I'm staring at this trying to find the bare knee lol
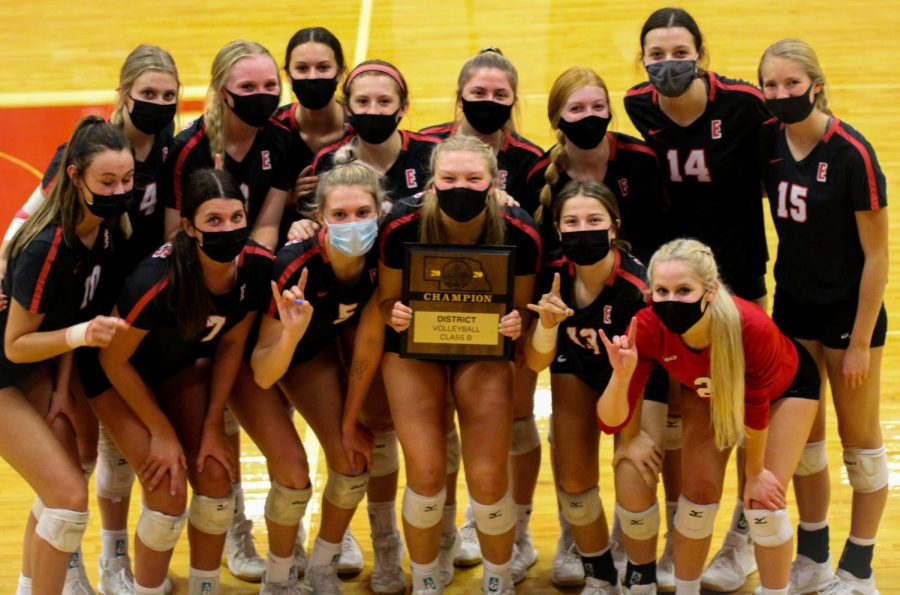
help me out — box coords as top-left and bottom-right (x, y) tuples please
(465, 460), (508, 502)
(192, 459), (232, 497)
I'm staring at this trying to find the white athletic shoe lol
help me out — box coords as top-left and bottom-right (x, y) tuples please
(225, 518), (266, 582)
(260, 574), (303, 595)
(438, 526), (460, 586)
(700, 530), (757, 592)
(98, 556), (133, 595)
(370, 530), (406, 594)
(294, 521), (309, 579)
(551, 535), (585, 587)
(820, 569), (880, 595)
(789, 554), (834, 594)
(581, 576), (621, 594)
(624, 584), (657, 595)
(656, 531), (675, 592)
(510, 531), (538, 583)
(336, 527), (364, 576)
(454, 517), (483, 567)
(301, 564), (342, 595)
(64, 550), (96, 595)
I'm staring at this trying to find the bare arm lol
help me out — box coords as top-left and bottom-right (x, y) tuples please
(252, 187), (289, 252)
(250, 276), (312, 389)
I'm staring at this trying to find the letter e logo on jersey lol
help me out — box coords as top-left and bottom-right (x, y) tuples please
(711, 119), (722, 140)
(405, 168), (417, 188)
(817, 162), (828, 182)
(261, 150), (272, 170)
(618, 178), (629, 197)
(334, 302), (359, 325)
(603, 305), (612, 325)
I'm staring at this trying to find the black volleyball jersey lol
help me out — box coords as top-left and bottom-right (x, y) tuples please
(313, 130), (440, 202)
(524, 132), (669, 262)
(625, 73), (770, 279)
(40, 128), (173, 273)
(117, 240), (274, 373)
(270, 228), (379, 365)
(269, 103), (352, 186)
(542, 249), (649, 391)
(419, 123), (544, 205)
(762, 118), (887, 304)
(159, 116), (292, 223)
(379, 198), (542, 276)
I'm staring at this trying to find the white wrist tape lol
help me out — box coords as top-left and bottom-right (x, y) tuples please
(531, 322), (559, 353)
(65, 322), (91, 349)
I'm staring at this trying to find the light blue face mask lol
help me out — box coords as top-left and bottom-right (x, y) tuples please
(326, 218), (379, 256)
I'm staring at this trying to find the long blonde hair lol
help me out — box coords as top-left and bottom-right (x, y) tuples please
(110, 44), (180, 128)
(758, 39), (831, 116)
(419, 135), (504, 246)
(536, 67), (612, 225)
(205, 40), (278, 160)
(648, 239), (745, 450)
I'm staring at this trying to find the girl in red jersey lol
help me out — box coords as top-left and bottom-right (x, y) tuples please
(597, 238), (820, 595)
(758, 39), (889, 595)
(0, 116), (132, 594)
(524, 181), (667, 595)
(378, 135), (539, 595)
(420, 47), (545, 584)
(97, 168), (274, 595)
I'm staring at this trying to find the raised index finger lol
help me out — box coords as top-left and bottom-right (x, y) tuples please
(550, 272), (562, 296)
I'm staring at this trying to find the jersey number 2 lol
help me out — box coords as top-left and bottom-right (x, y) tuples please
(775, 181), (808, 222)
(666, 149), (711, 182)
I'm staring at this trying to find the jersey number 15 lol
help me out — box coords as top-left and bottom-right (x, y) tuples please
(775, 181), (808, 223)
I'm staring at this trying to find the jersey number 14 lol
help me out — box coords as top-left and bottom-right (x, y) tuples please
(666, 149), (711, 183)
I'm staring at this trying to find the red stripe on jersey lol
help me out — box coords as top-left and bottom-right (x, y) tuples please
(271, 246), (323, 316)
(42, 173), (58, 194)
(710, 74), (766, 102)
(419, 123), (455, 136)
(625, 83), (654, 98)
(611, 135), (656, 159)
(269, 116), (292, 133)
(124, 277), (171, 326)
(822, 117), (840, 142)
(29, 227), (64, 313)
(379, 210), (420, 264)
(545, 256), (566, 268)
(527, 156), (551, 180)
(504, 133), (543, 157)
(401, 130), (442, 150)
(312, 135), (354, 170)
(832, 122), (881, 210)
(502, 212), (543, 272)
(173, 126), (207, 210)
(238, 244), (275, 267)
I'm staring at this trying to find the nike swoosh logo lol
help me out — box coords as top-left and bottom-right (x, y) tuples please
(317, 290), (328, 298)
(648, 128), (664, 136)
(664, 355), (678, 362)
(769, 158), (783, 164)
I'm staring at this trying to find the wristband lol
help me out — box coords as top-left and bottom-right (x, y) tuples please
(530, 321), (559, 353)
(65, 321), (91, 349)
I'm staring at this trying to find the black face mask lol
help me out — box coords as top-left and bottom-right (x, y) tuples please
(196, 226), (250, 263)
(84, 186), (133, 218)
(765, 84), (816, 124)
(461, 99), (512, 135)
(646, 60), (698, 98)
(128, 97), (177, 135)
(652, 296), (708, 335)
(560, 229), (611, 265)
(435, 186), (489, 223)
(291, 77), (338, 110)
(558, 115), (611, 150)
(349, 110), (401, 144)
(225, 90), (280, 127)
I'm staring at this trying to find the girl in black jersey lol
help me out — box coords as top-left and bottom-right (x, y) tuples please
(312, 60), (440, 206)
(759, 39), (889, 595)
(244, 161), (403, 594)
(97, 169), (273, 595)
(419, 48), (544, 583)
(0, 116), (132, 594)
(524, 181), (665, 595)
(162, 40), (291, 252)
(626, 10), (771, 590)
(378, 135), (539, 595)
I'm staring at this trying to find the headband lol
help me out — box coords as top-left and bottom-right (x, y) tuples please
(344, 63), (406, 95)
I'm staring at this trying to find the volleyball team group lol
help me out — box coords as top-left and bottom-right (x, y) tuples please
(0, 5), (888, 595)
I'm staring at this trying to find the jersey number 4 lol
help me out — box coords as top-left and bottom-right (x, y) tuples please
(775, 181), (808, 223)
(666, 149), (711, 182)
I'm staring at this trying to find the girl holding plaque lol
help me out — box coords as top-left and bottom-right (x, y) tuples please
(377, 135), (540, 595)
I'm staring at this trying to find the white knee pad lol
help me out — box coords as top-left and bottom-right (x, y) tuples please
(324, 468), (369, 509)
(32, 496), (45, 520)
(795, 440), (828, 477)
(265, 481), (311, 526)
(745, 508), (793, 547)
(189, 492), (236, 535)
(674, 495), (719, 540)
(557, 486), (602, 527)
(35, 507), (89, 553)
(97, 431), (135, 502)
(665, 416), (683, 450)
(445, 426), (461, 475)
(371, 431), (400, 477)
(137, 506), (187, 552)
(223, 407), (240, 437)
(844, 445), (889, 493)
(402, 486), (446, 529)
(471, 491), (516, 536)
(615, 501), (660, 541)
(510, 415), (541, 456)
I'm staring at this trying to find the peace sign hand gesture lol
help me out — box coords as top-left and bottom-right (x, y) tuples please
(526, 272), (574, 329)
